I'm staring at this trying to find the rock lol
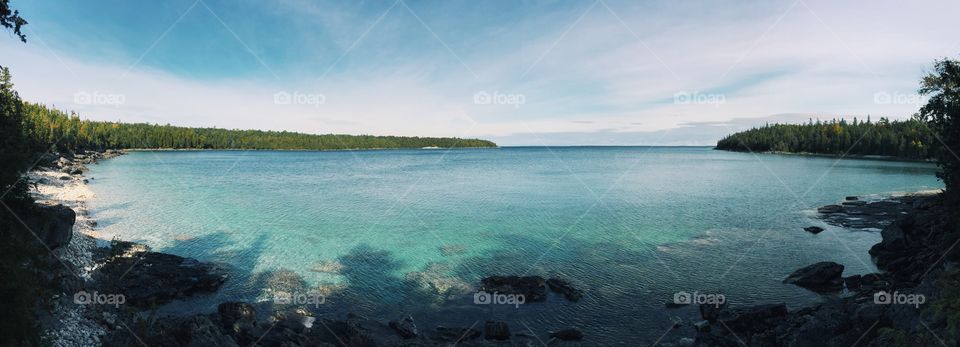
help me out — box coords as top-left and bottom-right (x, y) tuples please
(345, 313), (403, 346)
(438, 244), (466, 256)
(95, 246), (229, 307)
(62, 166), (83, 175)
(818, 205), (843, 214)
(546, 278), (583, 301)
(388, 315), (418, 339)
(484, 320), (511, 340)
(58, 175), (71, 180)
(665, 301), (689, 308)
(549, 328), (583, 341)
(844, 275), (862, 290)
(434, 326), (481, 342)
(693, 320), (710, 333)
(671, 316), (683, 329)
(309, 260), (344, 274)
(700, 301), (727, 322)
(480, 275), (547, 301)
(804, 226), (824, 234)
(218, 302), (256, 328)
(716, 304), (788, 333)
(845, 196), (859, 201)
(842, 200), (867, 206)
(23, 203), (76, 250)
(783, 262), (844, 292)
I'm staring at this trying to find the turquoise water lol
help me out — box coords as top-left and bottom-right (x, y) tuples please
(86, 147), (941, 344)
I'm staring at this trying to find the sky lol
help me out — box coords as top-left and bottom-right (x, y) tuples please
(1, 0), (958, 146)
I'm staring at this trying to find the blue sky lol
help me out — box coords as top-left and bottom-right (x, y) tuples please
(2, 0), (958, 145)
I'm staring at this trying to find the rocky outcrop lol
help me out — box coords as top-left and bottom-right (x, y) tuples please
(23, 203), (76, 250)
(818, 195), (924, 229)
(783, 261), (845, 292)
(94, 241), (228, 308)
(674, 193), (954, 346)
(479, 275), (583, 302)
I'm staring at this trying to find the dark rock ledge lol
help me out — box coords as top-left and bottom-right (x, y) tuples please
(664, 193), (955, 346)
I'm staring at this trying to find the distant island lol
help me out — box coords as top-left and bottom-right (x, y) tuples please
(21, 102), (497, 152)
(715, 117), (933, 160)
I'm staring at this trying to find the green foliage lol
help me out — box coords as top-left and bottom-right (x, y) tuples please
(930, 267), (960, 344)
(715, 117), (934, 160)
(918, 58), (960, 206)
(0, 65), (42, 346)
(0, 0), (27, 43)
(20, 102), (497, 152)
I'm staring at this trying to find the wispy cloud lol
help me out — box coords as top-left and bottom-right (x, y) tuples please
(3, 0), (957, 145)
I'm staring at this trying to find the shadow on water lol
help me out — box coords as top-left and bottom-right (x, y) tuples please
(148, 228), (830, 344)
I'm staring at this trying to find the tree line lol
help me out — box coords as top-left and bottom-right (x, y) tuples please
(20, 102), (496, 152)
(715, 117), (935, 160)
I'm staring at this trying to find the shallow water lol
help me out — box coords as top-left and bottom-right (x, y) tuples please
(86, 147), (941, 344)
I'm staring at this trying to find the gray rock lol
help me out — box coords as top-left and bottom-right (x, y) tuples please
(484, 320), (511, 340)
(783, 262), (844, 292)
(388, 315), (418, 339)
(24, 204), (76, 250)
(549, 328), (583, 341)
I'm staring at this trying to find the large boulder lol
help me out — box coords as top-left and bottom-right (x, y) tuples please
(24, 204), (76, 250)
(783, 262), (844, 292)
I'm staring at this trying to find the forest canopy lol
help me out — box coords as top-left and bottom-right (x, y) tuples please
(715, 117), (934, 160)
(20, 102), (497, 152)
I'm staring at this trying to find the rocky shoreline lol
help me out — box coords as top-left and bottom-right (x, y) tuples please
(29, 150), (588, 346)
(663, 191), (955, 346)
(30, 150), (955, 346)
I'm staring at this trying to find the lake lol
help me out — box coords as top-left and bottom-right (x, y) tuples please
(85, 147), (942, 345)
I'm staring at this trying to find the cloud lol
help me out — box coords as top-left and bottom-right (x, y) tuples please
(2, 0), (957, 145)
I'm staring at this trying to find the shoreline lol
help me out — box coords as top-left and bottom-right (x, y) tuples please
(123, 146), (500, 152)
(715, 148), (937, 163)
(30, 153), (120, 346)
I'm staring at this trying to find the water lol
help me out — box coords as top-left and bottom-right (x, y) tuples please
(85, 147), (941, 345)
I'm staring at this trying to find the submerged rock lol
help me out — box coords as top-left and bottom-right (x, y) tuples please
(549, 327), (584, 341)
(480, 275), (548, 301)
(546, 278), (583, 302)
(783, 262), (844, 292)
(804, 226), (824, 234)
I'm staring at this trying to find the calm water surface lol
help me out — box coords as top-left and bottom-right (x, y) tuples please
(86, 147), (941, 345)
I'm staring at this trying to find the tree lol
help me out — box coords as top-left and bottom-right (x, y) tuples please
(0, 0), (27, 43)
(918, 57), (960, 206)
